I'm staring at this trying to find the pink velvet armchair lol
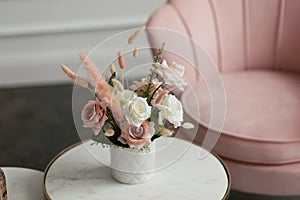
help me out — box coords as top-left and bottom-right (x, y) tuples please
(147, 0), (300, 196)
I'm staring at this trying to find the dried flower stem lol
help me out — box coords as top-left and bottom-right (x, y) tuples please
(61, 65), (88, 88)
(128, 25), (145, 44)
(80, 52), (101, 86)
(153, 42), (165, 64)
(118, 52), (126, 69)
(148, 82), (164, 104)
(133, 47), (139, 57)
(110, 64), (117, 76)
(143, 42), (166, 103)
(85, 83), (121, 137)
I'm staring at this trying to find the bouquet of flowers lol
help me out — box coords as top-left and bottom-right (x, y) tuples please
(61, 27), (193, 150)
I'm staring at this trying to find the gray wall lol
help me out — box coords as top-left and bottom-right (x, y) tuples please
(0, 0), (166, 88)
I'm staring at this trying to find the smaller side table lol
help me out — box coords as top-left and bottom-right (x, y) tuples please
(44, 137), (230, 199)
(1, 167), (43, 200)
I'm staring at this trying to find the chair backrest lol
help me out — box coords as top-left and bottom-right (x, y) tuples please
(147, 0), (300, 76)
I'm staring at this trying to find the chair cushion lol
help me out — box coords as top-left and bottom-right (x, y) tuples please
(223, 157), (300, 195)
(182, 70), (300, 164)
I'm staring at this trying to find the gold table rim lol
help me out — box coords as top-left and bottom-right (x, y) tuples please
(43, 139), (231, 200)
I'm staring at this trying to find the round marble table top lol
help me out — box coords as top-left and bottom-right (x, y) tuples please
(2, 167), (44, 200)
(44, 137), (230, 200)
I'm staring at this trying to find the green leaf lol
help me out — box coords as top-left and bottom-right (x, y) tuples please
(108, 72), (116, 87)
(92, 127), (130, 148)
(151, 134), (161, 142)
(91, 130), (114, 145)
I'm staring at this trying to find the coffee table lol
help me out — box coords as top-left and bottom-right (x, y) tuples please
(43, 137), (230, 199)
(2, 167), (44, 199)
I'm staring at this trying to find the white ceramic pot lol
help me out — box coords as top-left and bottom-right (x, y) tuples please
(110, 143), (156, 184)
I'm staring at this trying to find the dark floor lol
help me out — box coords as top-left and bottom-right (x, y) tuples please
(0, 84), (299, 200)
(0, 84), (80, 170)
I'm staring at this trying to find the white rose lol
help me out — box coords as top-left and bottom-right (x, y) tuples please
(123, 97), (152, 127)
(156, 94), (183, 128)
(152, 60), (187, 91)
(116, 89), (137, 105)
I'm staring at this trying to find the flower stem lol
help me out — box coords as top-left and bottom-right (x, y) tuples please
(147, 82), (164, 104)
(153, 42), (165, 63)
(143, 42), (165, 101)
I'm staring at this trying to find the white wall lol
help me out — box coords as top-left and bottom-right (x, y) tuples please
(0, 0), (166, 88)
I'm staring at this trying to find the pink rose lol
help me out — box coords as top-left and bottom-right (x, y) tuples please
(118, 121), (155, 149)
(81, 100), (107, 135)
(152, 86), (174, 105)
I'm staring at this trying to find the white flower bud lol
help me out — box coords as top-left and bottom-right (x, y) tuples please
(133, 47), (139, 57)
(112, 79), (124, 92)
(105, 129), (115, 137)
(159, 128), (173, 136)
(182, 122), (195, 129)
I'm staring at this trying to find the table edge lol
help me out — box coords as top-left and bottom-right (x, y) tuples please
(1, 167), (43, 173)
(43, 141), (85, 200)
(43, 139), (231, 200)
(195, 141), (232, 200)
(213, 152), (231, 199)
